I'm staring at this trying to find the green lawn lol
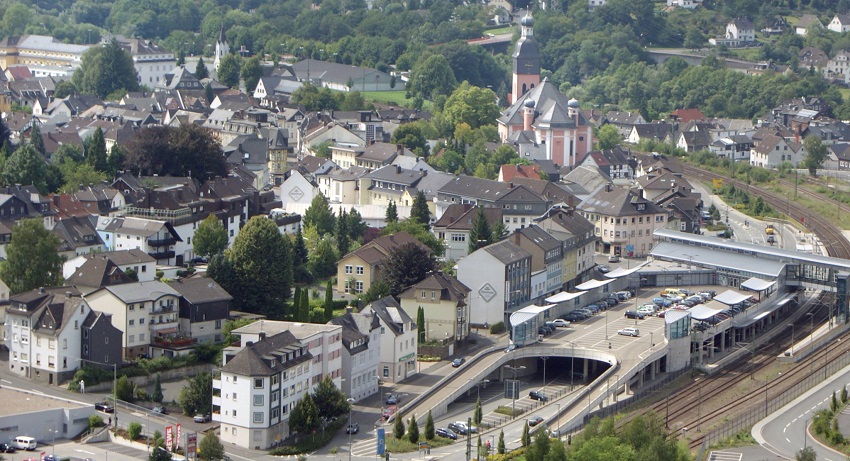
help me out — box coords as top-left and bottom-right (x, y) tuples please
(840, 88), (850, 101)
(362, 90), (433, 110)
(485, 25), (513, 35)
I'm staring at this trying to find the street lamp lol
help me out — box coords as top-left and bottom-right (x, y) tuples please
(788, 323), (795, 356)
(503, 365), (526, 419)
(76, 358), (118, 427)
(555, 403), (561, 440)
(806, 312), (815, 352)
(49, 428), (57, 457)
(565, 341), (576, 391)
(347, 397), (356, 461)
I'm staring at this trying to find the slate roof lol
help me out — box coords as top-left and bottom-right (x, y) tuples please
(483, 240), (532, 265)
(499, 78), (583, 129)
(433, 204), (503, 231)
(366, 296), (413, 337)
(78, 249), (155, 266)
(98, 281), (181, 304)
(222, 330), (309, 376)
(797, 14), (823, 29)
(439, 175), (523, 202)
(365, 165), (427, 187)
(52, 216), (104, 251)
(517, 225), (562, 253)
(328, 311), (379, 354)
(398, 271), (470, 304)
(578, 186), (666, 217)
(167, 277), (233, 304)
(605, 111), (643, 125)
(66, 257), (131, 290)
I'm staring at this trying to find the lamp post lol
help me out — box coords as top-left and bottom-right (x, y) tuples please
(347, 397), (356, 461)
(555, 403), (561, 439)
(806, 312), (815, 352)
(541, 357), (548, 396)
(503, 365), (525, 419)
(789, 323), (795, 356)
(49, 428), (57, 457)
(566, 341), (576, 391)
(76, 358), (118, 427)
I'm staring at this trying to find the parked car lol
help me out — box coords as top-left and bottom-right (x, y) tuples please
(552, 319), (571, 328)
(528, 416), (545, 427)
(94, 402), (114, 413)
(605, 297), (619, 306)
(152, 406), (168, 415)
(452, 358), (466, 368)
(43, 455), (59, 461)
(616, 291), (631, 300)
(637, 306), (656, 317)
(529, 390), (549, 402)
(618, 327), (640, 337)
(193, 414), (211, 423)
(597, 265), (610, 273)
(504, 344), (518, 353)
(562, 312), (583, 322)
(585, 305), (601, 314)
(608, 255), (620, 263)
(436, 428), (458, 440)
(0, 443), (15, 453)
(624, 310), (645, 320)
(448, 422), (469, 435)
(346, 423), (360, 434)
(386, 394), (401, 405)
(576, 308), (594, 317)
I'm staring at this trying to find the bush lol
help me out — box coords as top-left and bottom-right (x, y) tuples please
(489, 322), (505, 334)
(486, 446), (526, 461)
(268, 418), (347, 455)
(88, 414), (105, 429)
(128, 422), (142, 440)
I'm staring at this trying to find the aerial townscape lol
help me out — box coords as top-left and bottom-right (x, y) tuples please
(8, 1), (850, 461)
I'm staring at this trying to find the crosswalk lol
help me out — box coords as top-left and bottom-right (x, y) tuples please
(93, 442), (149, 460)
(707, 451), (743, 461)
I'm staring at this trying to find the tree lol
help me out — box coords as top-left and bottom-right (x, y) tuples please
(382, 242), (436, 296)
(176, 50), (186, 67)
(390, 123), (430, 157)
(0, 219), (63, 294)
(217, 54), (242, 89)
(545, 438), (567, 461)
(425, 411), (435, 440)
(498, 430), (506, 454)
(116, 375), (135, 402)
(29, 125), (45, 156)
(128, 421), (143, 440)
(86, 127), (108, 172)
(152, 373), (164, 403)
(468, 206), (493, 253)
(409, 54), (457, 100)
(204, 82), (215, 104)
(107, 144), (127, 178)
(410, 191), (431, 229)
(521, 422), (530, 447)
(149, 445), (172, 461)
(473, 397), (482, 425)
(178, 371), (213, 416)
(304, 194), (336, 235)
(72, 39), (140, 98)
(386, 201), (399, 224)
(596, 124), (622, 150)
(408, 414), (420, 444)
(59, 163), (107, 194)
(382, 220), (444, 256)
(394, 412), (406, 439)
(795, 447), (816, 461)
(54, 81), (78, 99)
(293, 228), (309, 266)
(195, 57), (209, 80)
(417, 306), (425, 342)
(803, 135), (828, 176)
(194, 215), (229, 258)
(124, 125), (227, 182)
(345, 207), (367, 240)
(2, 145), (48, 193)
(309, 236), (339, 279)
(124, 267), (139, 282)
(298, 288), (311, 322)
(241, 56), (263, 93)
(684, 28), (707, 50)
(337, 208), (351, 255)
(842, 385), (848, 403)
(324, 280), (334, 320)
(198, 431), (225, 461)
(227, 216), (294, 315)
(527, 427), (551, 461)
(312, 376), (351, 419)
(441, 82), (500, 131)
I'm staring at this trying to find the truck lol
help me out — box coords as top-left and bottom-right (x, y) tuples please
(765, 224), (775, 235)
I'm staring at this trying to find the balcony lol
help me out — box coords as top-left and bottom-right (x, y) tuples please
(148, 236), (177, 247)
(148, 250), (175, 260)
(151, 305), (175, 313)
(151, 334), (196, 349)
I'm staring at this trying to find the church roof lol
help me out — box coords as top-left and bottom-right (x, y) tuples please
(499, 79), (585, 129)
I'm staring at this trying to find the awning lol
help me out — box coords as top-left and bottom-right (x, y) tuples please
(604, 261), (650, 278)
(575, 279), (613, 290)
(713, 290), (753, 306)
(545, 291), (586, 303)
(664, 309), (690, 324)
(741, 277), (776, 292)
(689, 304), (724, 320)
(510, 311), (538, 327)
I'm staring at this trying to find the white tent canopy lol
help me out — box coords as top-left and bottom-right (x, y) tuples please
(604, 261), (650, 278)
(575, 279), (613, 290)
(545, 291), (586, 303)
(741, 277), (776, 292)
(689, 304), (724, 320)
(714, 290), (753, 306)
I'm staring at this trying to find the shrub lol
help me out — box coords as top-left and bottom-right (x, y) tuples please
(128, 422), (142, 440)
(88, 414), (105, 429)
(489, 322), (505, 334)
(268, 418), (347, 455)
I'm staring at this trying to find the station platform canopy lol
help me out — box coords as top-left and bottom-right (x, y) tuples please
(575, 279), (613, 290)
(604, 261), (650, 279)
(741, 277), (776, 292)
(689, 302), (725, 320)
(714, 290), (753, 306)
(545, 291), (586, 304)
(510, 304), (555, 327)
(664, 309), (690, 324)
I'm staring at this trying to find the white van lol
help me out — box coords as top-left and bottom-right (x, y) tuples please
(14, 436), (36, 450)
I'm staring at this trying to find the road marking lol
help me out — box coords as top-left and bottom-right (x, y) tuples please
(1, 379), (10, 384)
(786, 437), (790, 443)
(225, 452), (255, 461)
(75, 449), (95, 455)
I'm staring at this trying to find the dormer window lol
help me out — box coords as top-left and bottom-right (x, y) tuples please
(636, 203), (646, 211)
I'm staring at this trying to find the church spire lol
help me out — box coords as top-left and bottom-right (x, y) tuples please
(511, 12), (540, 103)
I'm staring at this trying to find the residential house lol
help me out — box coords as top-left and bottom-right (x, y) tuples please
(796, 14), (824, 36)
(432, 204), (504, 261)
(830, 143), (850, 170)
(827, 50), (850, 78)
(750, 133), (805, 169)
(828, 13), (850, 33)
(435, 176), (552, 231)
(498, 164), (541, 182)
(510, 226), (563, 302)
(97, 216), (183, 266)
(577, 185), (668, 257)
(278, 169), (320, 207)
(534, 204), (597, 289)
(359, 165), (427, 207)
(576, 147), (633, 179)
(666, 0), (702, 8)
(799, 46), (829, 72)
(636, 174), (703, 234)
(456, 240), (532, 327)
(63, 249), (157, 283)
(336, 231), (428, 294)
(331, 142), (411, 171)
(627, 123), (673, 145)
(362, 296), (417, 383)
(398, 272), (471, 343)
(52, 216), (107, 259)
(167, 278), (232, 345)
(301, 122), (365, 156)
(676, 130), (712, 152)
(64, 256), (133, 295)
(709, 134), (752, 162)
(669, 108), (705, 124)
(114, 36), (177, 87)
(85, 281), (182, 360)
(328, 308), (381, 401)
(316, 166), (369, 205)
(81, 310), (123, 377)
(291, 60), (393, 92)
(603, 111), (646, 139)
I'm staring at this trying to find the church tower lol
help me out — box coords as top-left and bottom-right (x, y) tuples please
(213, 26), (230, 71)
(511, 13), (541, 103)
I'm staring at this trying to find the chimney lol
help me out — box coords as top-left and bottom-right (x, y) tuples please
(396, 165), (401, 174)
(606, 184), (613, 192)
(509, 182), (514, 189)
(345, 306), (354, 314)
(514, 229), (521, 245)
(259, 332), (266, 340)
(38, 287), (44, 294)
(396, 144), (403, 153)
(65, 291), (72, 298)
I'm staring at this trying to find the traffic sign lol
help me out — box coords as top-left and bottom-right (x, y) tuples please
(377, 428), (386, 455)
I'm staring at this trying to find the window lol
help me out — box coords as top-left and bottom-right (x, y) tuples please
(383, 366), (389, 377)
(139, 333), (145, 341)
(63, 339), (67, 349)
(253, 412), (263, 423)
(356, 266), (364, 275)
(215, 320), (222, 329)
(254, 378), (264, 389)
(233, 392), (237, 401)
(345, 265), (352, 274)
(129, 319), (135, 326)
(355, 281), (364, 293)
(254, 395), (264, 406)
(139, 318), (145, 324)
(233, 410), (237, 417)
(129, 334), (135, 342)
(451, 233), (466, 242)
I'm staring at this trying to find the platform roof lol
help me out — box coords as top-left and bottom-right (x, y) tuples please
(689, 303), (724, 320)
(604, 261), (650, 278)
(664, 309), (690, 324)
(575, 278), (613, 290)
(545, 291), (586, 303)
(651, 241), (786, 277)
(714, 290), (753, 305)
(741, 277), (776, 292)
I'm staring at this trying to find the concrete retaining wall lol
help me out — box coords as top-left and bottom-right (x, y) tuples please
(85, 364), (214, 392)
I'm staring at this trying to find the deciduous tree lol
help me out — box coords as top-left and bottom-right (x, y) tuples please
(29, 125), (45, 157)
(441, 82), (500, 131)
(595, 124), (622, 150)
(241, 56), (263, 93)
(178, 371), (212, 416)
(290, 393), (320, 434)
(72, 40), (140, 98)
(3, 145), (48, 193)
(312, 376), (351, 419)
(382, 242), (435, 296)
(409, 54), (457, 100)
(803, 135), (828, 176)
(0, 218), (63, 293)
(217, 54), (242, 89)
(193, 215), (229, 258)
(125, 125), (227, 183)
(309, 236), (339, 279)
(198, 432), (224, 461)
(228, 216), (293, 316)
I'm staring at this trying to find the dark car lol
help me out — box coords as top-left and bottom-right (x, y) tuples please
(562, 313), (582, 322)
(346, 423), (360, 434)
(448, 422), (469, 435)
(528, 416), (545, 427)
(43, 455), (60, 461)
(385, 394), (400, 405)
(597, 265), (610, 273)
(94, 402), (114, 413)
(0, 443), (15, 453)
(624, 310), (646, 320)
(529, 390), (549, 402)
(190, 256), (208, 265)
(152, 406), (168, 415)
(452, 358), (466, 368)
(436, 428), (458, 440)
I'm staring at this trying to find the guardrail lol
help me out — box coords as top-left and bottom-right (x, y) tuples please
(114, 399), (178, 424)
